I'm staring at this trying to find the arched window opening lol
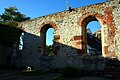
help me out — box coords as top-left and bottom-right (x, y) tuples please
(81, 16), (102, 56)
(46, 28), (54, 56)
(87, 21), (102, 55)
(40, 24), (55, 56)
(19, 32), (24, 50)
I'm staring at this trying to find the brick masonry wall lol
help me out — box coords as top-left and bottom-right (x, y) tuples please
(17, 0), (120, 70)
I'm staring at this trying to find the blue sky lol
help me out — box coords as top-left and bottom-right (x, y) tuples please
(0, 0), (105, 45)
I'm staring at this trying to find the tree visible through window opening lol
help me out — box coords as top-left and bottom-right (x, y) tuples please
(46, 28), (54, 56)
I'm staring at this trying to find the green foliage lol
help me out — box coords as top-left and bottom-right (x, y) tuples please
(62, 65), (81, 77)
(0, 21), (18, 27)
(97, 33), (101, 40)
(93, 32), (101, 41)
(0, 6), (30, 27)
(14, 70), (42, 76)
(45, 45), (54, 56)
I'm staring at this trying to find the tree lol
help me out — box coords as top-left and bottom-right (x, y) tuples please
(0, 6), (30, 27)
(45, 45), (54, 56)
(97, 33), (101, 40)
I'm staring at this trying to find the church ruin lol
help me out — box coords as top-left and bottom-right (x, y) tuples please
(5, 0), (120, 70)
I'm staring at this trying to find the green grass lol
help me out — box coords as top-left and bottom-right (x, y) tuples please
(61, 65), (81, 77)
(53, 66), (82, 80)
(14, 70), (43, 76)
(54, 76), (72, 80)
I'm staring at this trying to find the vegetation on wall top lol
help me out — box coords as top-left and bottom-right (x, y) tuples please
(0, 6), (30, 46)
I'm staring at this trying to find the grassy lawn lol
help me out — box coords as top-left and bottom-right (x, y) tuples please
(13, 70), (43, 76)
(54, 76), (73, 80)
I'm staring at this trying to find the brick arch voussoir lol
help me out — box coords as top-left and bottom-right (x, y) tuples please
(39, 21), (57, 31)
(78, 13), (105, 27)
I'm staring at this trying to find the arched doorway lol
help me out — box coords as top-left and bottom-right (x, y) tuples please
(40, 23), (57, 56)
(87, 21), (102, 55)
(46, 28), (54, 56)
(78, 14), (104, 56)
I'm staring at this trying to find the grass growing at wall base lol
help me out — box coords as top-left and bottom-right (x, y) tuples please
(14, 70), (43, 76)
(61, 65), (81, 77)
(54, 77), (72, 80)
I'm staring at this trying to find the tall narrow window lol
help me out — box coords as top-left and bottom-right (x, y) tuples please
(46, 28), (54, 56)
(40, 24), (55, 56)
(19, 32), (24, 50)
(80, 16), (102, 55)
(87, 21), (102, 55)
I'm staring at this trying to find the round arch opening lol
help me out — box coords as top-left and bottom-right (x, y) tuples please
(40, 24), (55, 56)
(80, 15), (103, 56)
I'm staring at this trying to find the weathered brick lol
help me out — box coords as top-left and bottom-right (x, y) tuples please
(74, 36), (82, 40)
(54, 35), (60, 40)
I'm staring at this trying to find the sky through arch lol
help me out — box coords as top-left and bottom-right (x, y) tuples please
(46, 28), (54, 46)
(87, 21), (101, 34)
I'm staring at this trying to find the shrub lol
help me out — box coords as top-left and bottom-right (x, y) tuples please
(62, 65), (81, 77)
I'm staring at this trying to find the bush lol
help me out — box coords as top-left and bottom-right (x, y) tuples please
(15, 70), (42, 76)
(62, 65), (81, 77)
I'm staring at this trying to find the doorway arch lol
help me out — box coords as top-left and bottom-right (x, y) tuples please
(87, 21), (101, 55)
(40, 22), (57, 56)
(78, 13), (105, 56)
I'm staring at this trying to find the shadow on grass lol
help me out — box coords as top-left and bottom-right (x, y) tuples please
(54, 77), (72, 80)
(13, 70), (43, 76)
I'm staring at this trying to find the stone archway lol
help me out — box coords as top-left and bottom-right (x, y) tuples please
(78, 13), (106, 56)
(39, 22), (57, 31)
(39, 22), (57, 55)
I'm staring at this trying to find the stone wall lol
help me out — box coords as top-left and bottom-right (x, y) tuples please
(16, 0), (120, 70)
(0, 44), (13, 68)
(113, 0), (120, 60)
